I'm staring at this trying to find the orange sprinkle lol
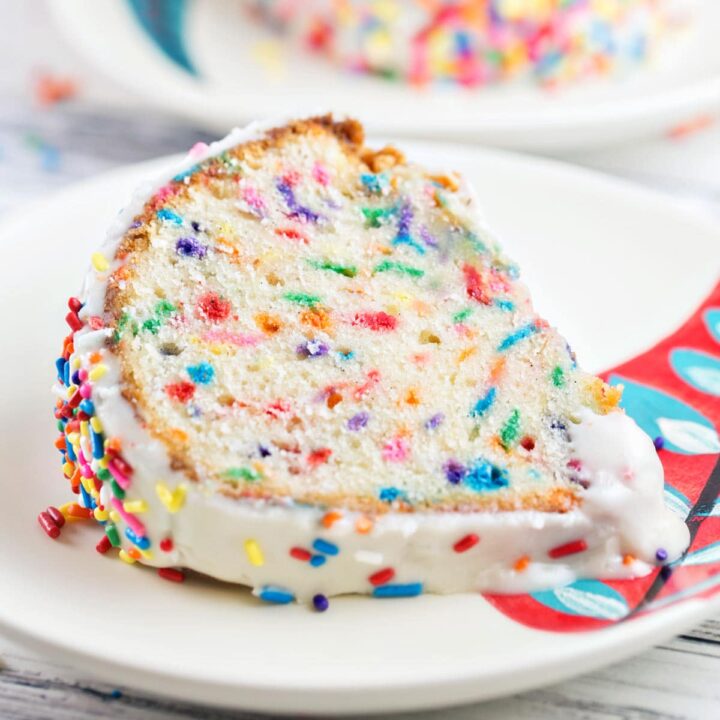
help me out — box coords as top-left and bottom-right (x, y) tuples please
(127, 547), (142, 560)
(489, 357), (506, 383)
(167, 428), (189, 444)
(457, 346), (476, 364)
(623, 554), (636, 566)
(105, 437), (123, 455)
(255, 312), (282, 335)
(514, 555), (530, 572)
(326, 391), (343, 409)
(89, 351), (103, 364)
(668, 114), (715, 140)
(355, 515), (374, 534)
(300, 306), (332, 331)
(322, 511), (342, 528)
(404, 388), (421, 406)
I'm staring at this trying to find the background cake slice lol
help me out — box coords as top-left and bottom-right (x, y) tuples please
(50, 115), (688, 605)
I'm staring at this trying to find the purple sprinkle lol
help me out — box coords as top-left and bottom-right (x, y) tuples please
(276, 180), (322, 223)
(176, 237), (207, 259)
(347, 412), (369, 431)
(653, 436), (665, 451)
(443, 459), (466, 484)
(296, 340), (329, 358)
(312, 594), (329, 612)
(655, 548), (668, 563)
(424, 413), (444, 430)
(130, 220), (142, 229)
(258, 444), (271, 458)
(420, 226), (438, 248)
(191, 221), (201, 232)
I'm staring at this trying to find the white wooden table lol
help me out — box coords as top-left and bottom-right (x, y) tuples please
(2, 4), (719, 718)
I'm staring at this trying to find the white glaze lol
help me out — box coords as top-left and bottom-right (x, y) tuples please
(63, 119), (689, 602)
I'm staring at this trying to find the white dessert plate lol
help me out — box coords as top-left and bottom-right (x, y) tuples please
(0, 141), (719, 715)
(48, 0), (720, 151)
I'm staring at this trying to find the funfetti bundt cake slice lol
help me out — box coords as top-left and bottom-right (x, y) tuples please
(49, 115), (688, 607)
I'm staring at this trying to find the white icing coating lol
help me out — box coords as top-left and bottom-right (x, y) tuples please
(63, 119), (689, 603)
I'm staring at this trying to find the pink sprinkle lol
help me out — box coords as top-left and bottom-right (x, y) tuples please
(78, 369), (88, 381)
(188, 141), (209, 158)
(240, 185), (266, 215)
(202, 329), (263, 347)
(79, 383), (92, 399)
(110, 498), (147, 537)
(152, 183), (181, 206)
(87, 316), (104, 330)
(382, 437), (410, 463)
(312, 162), (330, 185)
(108, 458), (131, 490)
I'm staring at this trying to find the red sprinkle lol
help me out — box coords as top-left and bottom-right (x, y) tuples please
(307, 448), (332, 467)
(352, 311), (398, 332)
(453, 533), (480, 553)
(46, 505), (65, 528)
(95, 535), (112, 554)
(68, 297), (83, 313)
(290, 547), (312, 562)
(548, 539), (588, 559)
(65, 311), (83, 332)
(369, 568), (395, 586)
(275, 227), (309, 244)
(158, 568), (186, 583)
(112, 455), (134, 477)
(159, 537), (174, 552)
(38, 511), (60, 539)
(520, 436), (536, 451)
(196, 292), (231, 322)
(462, 264), (491, 305)
(165, 381), (196, 403)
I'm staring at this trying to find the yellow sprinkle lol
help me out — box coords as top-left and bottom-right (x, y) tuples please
(62, 462), (74, 478)
(139, 549), (153, 560)
(123, 499), (148, 513)
(72, 357), (81, 370)
(109, 510), (121, 524)
(94, 507), (109, 522)
(209, 344), (223, 355)
(90, 416), (103, 433)
(66, 385), (77, 399)
(80, 476), (94, 494)
(91, 252), (109, 272)
(118, 549), (136, 564)
(244, 539), (264, 567)
(80, 420), (89, 438)
(88, 364), (108, 382)
(67, 432), (80, 446)
(156, 482), (186, 513)
(97, 456), (108, 469)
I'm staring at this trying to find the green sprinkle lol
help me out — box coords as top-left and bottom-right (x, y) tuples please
(283, 292), (321, 307)
(499, 409), (521, 450)
(309, 260), (357, 278)
(465, 230), (487, 254)
(141, 317), (162, 334)
(105, 524), (121, 547)
(155, 299), (177, 317)
(373, 260), (425, 278)
(362, 206), (395, 228)
(223, 467), (260, 482)
(452, 307), (473, 324)
(96, 467), (111, 481)
(110, 479), (125, 499)
(551, 366), (566, 388)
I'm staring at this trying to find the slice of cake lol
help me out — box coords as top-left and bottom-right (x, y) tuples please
(49, 115), (688, 607)
(245, 0), (671, 88)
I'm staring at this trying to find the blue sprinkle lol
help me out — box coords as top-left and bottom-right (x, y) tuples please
(378, 486), (407, 503)
(65, 440), (76, 462)
(156, 208), (184, 225)
(79, 483), (92, 509)
(347, 412), (369, 431)
(172, 164), (200, 183)
(125, 527), (150, 550)
(470, 387), (496, 418)
(187, 362), (215, 384)
(443, 459), (466, 484)
(175, 237), (207, 259)
(424, 413), (444, 430)
(71, 370), (81, 386)
(91, 430), (104, 459)
(309, 554), (327, 567)
(313, 594), (329, 612)
(360, 172), (389, 194)
(55, 357), (66, 381)
(79, 399), (95, 416)
(258, 585), (295, 604)
(372, 583), (424, 598)
(312, 538), (339, 556)
(337, 350), (355, 361)
(498, 322), (539, 352)
(464, 459), (509, 492)
(494, 299), (515, 311)
(63, 361), (70, 386)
